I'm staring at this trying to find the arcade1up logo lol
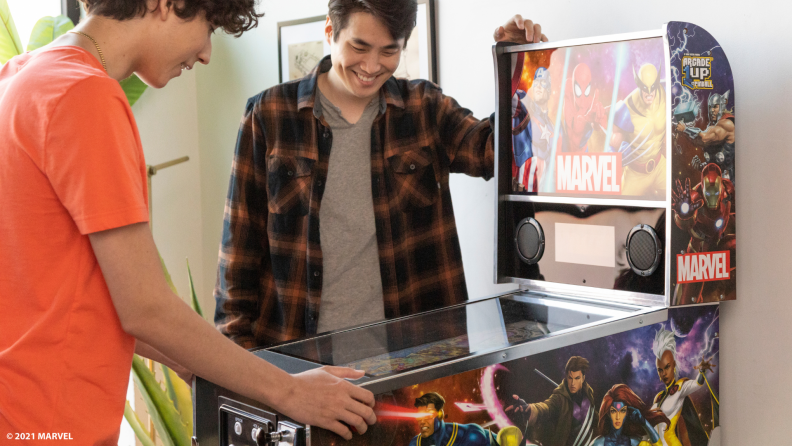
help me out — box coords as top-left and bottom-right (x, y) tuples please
(556, 153), (622, 194)
(682, 53), (714, 89)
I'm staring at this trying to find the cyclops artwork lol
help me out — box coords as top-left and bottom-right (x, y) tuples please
(409, 393), (490, 446)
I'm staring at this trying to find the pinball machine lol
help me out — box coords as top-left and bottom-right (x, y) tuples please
(194, 21), (734, 446)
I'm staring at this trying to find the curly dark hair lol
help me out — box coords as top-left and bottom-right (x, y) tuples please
(328, 0), (417, 46)
(78, 0), (263, 37)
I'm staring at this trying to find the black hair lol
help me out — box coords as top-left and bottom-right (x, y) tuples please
(327, 0), (417, 47)
(414, 392), (445, 411)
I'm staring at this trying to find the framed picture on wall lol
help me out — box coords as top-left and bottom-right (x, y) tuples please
(278, 15), (330, 83)
(277, 0), (437, 84)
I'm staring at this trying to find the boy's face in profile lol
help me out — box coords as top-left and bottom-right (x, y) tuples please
(137, 9), (214, 89)
(326, 12), (405, 101)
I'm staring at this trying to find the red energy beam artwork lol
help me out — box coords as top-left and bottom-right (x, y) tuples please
(375, 403), (430, 420)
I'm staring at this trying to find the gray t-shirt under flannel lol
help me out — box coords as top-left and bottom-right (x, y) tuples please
(315, 89), (386, 334)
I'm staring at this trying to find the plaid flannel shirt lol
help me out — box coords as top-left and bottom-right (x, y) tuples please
(214, 57), (494, 348)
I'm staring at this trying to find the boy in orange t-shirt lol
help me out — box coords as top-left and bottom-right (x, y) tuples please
(0, 0), (376, 443)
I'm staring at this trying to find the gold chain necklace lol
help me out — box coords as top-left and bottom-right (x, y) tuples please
(68, 30), (107, 72)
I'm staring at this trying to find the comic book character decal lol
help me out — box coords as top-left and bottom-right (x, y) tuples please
(506, 356), (597, 446)
(675, 91), (735, 182)
(510, 48), (554, 193)
(560, 63), (603, 153)
(668, 21), (736, 304)
(341, 305), (720, 446)
(604, 64), (667, 199)
(671, 163), (735, 303)
(507, 37), (669, 199)
(650, 329), (717, 446)
(590, 384), (668, 446)
(512, 67), (554, 192)
(409, 393), (491, 446)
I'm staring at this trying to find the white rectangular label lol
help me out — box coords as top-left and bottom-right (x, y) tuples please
(554, 223), (616, 268)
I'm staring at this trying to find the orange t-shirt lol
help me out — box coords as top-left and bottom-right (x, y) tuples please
(0, 47), (148, 443)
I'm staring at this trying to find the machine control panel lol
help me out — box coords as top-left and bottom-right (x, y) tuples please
(219, 397), (307, 446)
(255, 421), (307, 446)
(219, 398), (276, 446)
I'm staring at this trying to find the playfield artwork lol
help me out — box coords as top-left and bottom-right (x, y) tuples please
(341, 321), (549, 377)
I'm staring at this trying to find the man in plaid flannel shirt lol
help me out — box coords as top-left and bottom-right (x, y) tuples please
(215, 0), (548, 349)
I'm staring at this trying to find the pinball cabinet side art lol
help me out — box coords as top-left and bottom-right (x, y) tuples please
(313, 304), (721, 446)
(666, 22), (735, 306)
(193, 21), (733, 446)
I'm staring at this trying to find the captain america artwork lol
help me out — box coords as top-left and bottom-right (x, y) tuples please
(510, 51), (555, 193)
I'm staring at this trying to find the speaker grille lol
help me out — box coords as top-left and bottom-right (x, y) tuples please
(626, 224), (661, 276)
(629, 230), (657, 270)
(515, 218), (545, 264)
(517, 225), (540, 259)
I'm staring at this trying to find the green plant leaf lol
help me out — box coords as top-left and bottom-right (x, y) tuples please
(161, 364), (193, 435)
(26, 15), (74, 52)
(120, 74), (148, 107)
(186, 258), (203, 317)
(159, 253), (179, 296)
(131, 355), (191, 446)
(0, 0), (23, 64)
(123, 400), (157, 446)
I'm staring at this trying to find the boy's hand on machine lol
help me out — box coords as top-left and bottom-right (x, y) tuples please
(494, 15), (548, 44)
(282, 366), (376, 440)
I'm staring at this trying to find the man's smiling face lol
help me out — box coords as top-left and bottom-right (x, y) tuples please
(327, 12), (404, 101)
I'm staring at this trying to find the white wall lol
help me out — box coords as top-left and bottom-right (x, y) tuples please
(133, 71), (205, 314)
(191, 1), (792, 444)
